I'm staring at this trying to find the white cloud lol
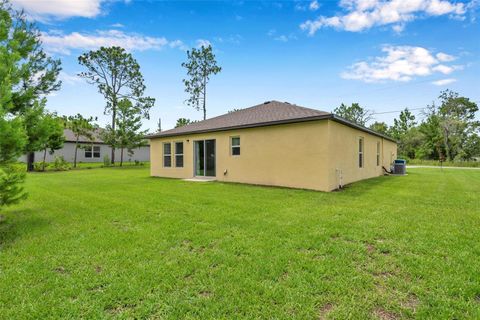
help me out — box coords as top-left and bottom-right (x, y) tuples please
(11, 0), (103, 20)
(274, 33), (297, 42)
(436, 52), (456, 62)
(111, 23), (125, 28)
(196, 39), (212, 48)
(169, 40), (188, 51)
(59, 71), (82, 85)
(392, 23), (405, 33)
(214, 34), (242, 45)
(432, 64), (454, 74)
(432, 78), (457, 86)
(41, 30), (179, 55)
(341, 45), (460, 82)
(275, 35), (289, 42)
(300, 0), (467, 34)
(309, 0), (320, 11)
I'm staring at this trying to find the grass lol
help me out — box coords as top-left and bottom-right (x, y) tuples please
(406, 159), (480, 167)
(1, 167), (479, 319)
(27, 161), (149, 172)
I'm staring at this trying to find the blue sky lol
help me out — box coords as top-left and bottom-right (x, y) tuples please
(11, 0), (480, 131)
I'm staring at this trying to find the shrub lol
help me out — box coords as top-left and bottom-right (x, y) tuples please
(52, 156), (71, 171)
(103, 155), (111, 167)
(33, 162), (46, 172)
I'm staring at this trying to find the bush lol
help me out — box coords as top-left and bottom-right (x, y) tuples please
(52, 156), (71, 171)
(33, 162), (47, 172)
(103, 155), (111, 167)
(0, 165), (27, 207)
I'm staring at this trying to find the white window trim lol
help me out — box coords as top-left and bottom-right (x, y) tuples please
(84, 144), (101, 159)
(358, 137), (364, 169)
(231, 136), (240, 156)
(174, 141), (184, 168)
(163, 142), (172, 168)
(84, 144), (92, 158)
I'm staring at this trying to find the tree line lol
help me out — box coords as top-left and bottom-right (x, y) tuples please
(334, 91), (480, 161)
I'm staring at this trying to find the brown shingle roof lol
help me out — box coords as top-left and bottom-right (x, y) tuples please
(148, 100), (396, 142)
(64, 128), (104, 143)
(149, 100), (330, 137)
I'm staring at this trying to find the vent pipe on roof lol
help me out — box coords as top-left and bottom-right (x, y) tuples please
(264, 101), (271, 104)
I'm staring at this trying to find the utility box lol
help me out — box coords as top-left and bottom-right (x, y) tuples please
(393, 159), (406, 175)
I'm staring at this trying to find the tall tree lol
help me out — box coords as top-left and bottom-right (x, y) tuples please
(333, 103), (373, 126)
(0, 116), (27, 209)
(175, 118), (192, 128)
(102, 99), (147, 166)
(369, 121), (389, 135)
(390, 108), (416, 140)
(0, 1), (61, 172)
(1, 1), (60, 210)
(437, 90), (479, 160)
(417, 104), (443, 160)
(78, 46), (154, 164)
(39, 113), (65, 171)
(182, 45), (222, 120)
(65, 114), (97, 168)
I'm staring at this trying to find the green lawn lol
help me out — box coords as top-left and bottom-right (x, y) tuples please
(1, 167), (479, 319)
(406, 159), (480, 167)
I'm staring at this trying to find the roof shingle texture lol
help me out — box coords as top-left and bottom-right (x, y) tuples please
(153, 101), (331, 137)
(64, 128), (104, 143)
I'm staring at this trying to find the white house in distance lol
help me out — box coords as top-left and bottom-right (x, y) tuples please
(19, 129), (150, 163)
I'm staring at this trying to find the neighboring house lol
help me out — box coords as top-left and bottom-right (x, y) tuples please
(148, 101), (397, 192)
(19, 128), (150, 163)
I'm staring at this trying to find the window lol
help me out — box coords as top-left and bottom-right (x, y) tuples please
(231, 137), (240, 156)
(358, 138), (364, 168)
(175, 142), (184, 167)
(376, 142), (381, 166)
(163, 143), (172, 167)
(93, 146), (100, 158)
(84, 145), (101, 158)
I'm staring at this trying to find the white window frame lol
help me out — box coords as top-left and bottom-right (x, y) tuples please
(231, 136), (240, 156)
(175, 141), (184, 168)
(163, 142), (172, 168)
(84, 145), (101, 159)
(358, 137), (364, 168)
(376, 141), (381, 166)
(84, 145), (92, 158)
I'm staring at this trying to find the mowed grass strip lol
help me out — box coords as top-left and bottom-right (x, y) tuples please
(1, 167), (479, 319)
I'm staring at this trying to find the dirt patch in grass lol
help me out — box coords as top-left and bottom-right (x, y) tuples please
(372, 271), (395, 279)
(318, 303), (334, 319)
(53, 266), (67, 274)
(402, 294), (419, 311)
(373, 307), (398, 320)
(366, 243), (376, 254)
(105, 303), (136, 315)
(88, 284), (107, 292)
(199, 290), (212, 298)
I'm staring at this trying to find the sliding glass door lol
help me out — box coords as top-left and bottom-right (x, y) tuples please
(194, 140), (216, 177)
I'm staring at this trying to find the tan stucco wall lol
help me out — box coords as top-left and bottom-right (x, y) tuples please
(326, 120), (397, 190)
(150, 121), (332, 191)
(149, 119), (397, 192)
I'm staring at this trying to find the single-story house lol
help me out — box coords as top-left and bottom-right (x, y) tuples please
(148, 101), (397, 192)
(19, 128), (150, 164)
